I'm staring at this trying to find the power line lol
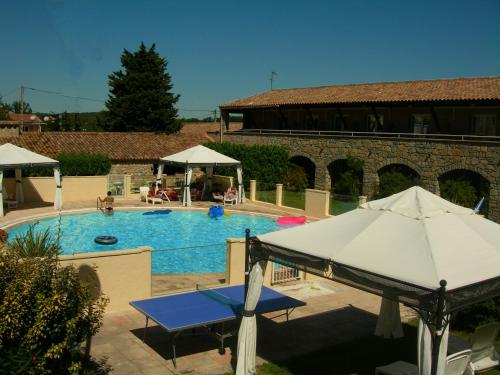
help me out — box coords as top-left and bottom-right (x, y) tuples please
(25, 87), (106, 103)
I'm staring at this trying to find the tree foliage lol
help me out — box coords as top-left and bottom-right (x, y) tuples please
(284, 163), (309, 192)
(22, 152), (112, 177)
(0, 97), (9, 120)
(439, 178), (477, 208)
(106, 42), (181, 133)
(377, 165), (421, 198)
(11, 100), (32, 114)
(205, 142), (289, 190)
(330, 155), (364, 197)
(0, 232), (108, 374)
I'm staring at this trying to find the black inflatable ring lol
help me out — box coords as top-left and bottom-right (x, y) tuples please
(94, 236), (118, 245)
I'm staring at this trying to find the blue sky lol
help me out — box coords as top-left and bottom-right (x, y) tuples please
(0, 0), (499, 117)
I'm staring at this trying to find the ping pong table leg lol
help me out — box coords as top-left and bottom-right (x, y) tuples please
(218, 322), (226, 355)
(172, 332), (181, 368)
(143, 317), (149, 342)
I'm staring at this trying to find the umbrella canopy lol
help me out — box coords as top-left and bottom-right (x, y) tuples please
(257, 186), (500, 292)
(0, 143), (59, 168)
(160, 145), (240, 166)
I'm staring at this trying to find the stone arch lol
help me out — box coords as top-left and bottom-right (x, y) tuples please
(373, 158), (424, 179)
(288, 154), (317, 189)
(435, 162), (494, 185)
(376, 163), (422, 198)
(327, 157), (364, 198)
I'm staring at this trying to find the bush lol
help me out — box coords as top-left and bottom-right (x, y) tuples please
(0, 232), (108, 374)
(283, 163), (308, 191)
(378, 171), (418, 198)
(23, 152), (112, 177)
(440, 178), (477, 208)
(451, 297), (500, 331)
(205, 142), (289, 190)
(331, 155), (364, 198)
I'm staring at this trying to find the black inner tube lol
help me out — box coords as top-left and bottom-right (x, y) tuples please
(94, 236), (117, 245)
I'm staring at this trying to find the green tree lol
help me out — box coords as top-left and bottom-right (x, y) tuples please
(0, 97), (9, 120)
(106, 42), (181, 133)
(73, 113), (82, 131)
(11, 100), (32, 114)
(440, 178), (477, 208)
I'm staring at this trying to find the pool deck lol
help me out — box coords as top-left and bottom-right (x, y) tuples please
(0, 199), (415, 374)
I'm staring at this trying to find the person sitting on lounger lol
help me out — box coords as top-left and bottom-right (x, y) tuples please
(99, 191), (114, 214)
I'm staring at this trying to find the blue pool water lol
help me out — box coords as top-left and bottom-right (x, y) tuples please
(8, 210), (279, 274)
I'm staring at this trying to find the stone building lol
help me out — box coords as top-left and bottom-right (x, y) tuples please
(219, 77), (500, 221)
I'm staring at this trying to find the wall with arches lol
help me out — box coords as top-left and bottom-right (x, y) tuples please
(225, 133), (500, 222)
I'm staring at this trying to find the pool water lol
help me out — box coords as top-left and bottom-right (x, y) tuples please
(8, 210), (279, 274)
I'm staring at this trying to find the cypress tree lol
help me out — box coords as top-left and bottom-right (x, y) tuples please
(106, 42), (181, 133)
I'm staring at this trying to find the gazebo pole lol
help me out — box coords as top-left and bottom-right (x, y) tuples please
(244, 228), (250, 305)
(430, 280), (447, 375)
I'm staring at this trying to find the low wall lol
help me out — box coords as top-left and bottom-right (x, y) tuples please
(59, 247), (152, 312)
(304, 189), (330, 218)
(4, 176), (108, 203)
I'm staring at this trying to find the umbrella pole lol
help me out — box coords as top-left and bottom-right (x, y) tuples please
(244, 228), (250, 306)
(430, 280), (447, 375)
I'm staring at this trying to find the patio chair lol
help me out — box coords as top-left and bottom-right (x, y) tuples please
(375, 349), (472, 375)
(223, 187), (238, 206)
(467, 322), (500, 373)
(2, 185), (17, 209)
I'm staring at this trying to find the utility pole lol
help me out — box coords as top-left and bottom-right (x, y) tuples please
(269, 71), (277, 90)
(20, 85), (24, 130)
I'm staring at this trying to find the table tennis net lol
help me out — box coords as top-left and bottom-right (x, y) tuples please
(196, 284), (240, 310)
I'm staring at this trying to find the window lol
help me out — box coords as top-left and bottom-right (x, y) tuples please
(367, 114), (383, 132)
(472, 114), (496, 136)
(412, 114), (431, 134)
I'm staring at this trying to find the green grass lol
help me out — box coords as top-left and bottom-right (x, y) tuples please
(250, 190), (357, 215)
(221, 324), (500, 375)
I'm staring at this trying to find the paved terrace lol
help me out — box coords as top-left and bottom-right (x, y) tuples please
(0, 199), (415, 375)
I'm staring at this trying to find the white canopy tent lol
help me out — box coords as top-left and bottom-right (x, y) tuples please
(0, 143), (62, 216)
(157, 145), (244, 207)
(237, 186), (500, 375)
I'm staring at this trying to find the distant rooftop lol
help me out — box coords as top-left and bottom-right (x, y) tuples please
(220, 76), (500, 110)
(0, 122), (241, 162)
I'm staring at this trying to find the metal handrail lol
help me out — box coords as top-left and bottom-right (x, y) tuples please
(226, 129), (500, 143)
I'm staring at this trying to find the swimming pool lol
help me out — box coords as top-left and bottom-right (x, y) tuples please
(8, 210), (279, 274)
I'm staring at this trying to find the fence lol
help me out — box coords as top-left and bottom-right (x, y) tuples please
(271, 262), (302, 284)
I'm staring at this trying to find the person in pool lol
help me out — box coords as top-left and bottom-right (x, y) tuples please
(99, 191), (114, 214)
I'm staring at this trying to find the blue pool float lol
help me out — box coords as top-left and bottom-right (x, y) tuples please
(143, 209), (172, 216)
(208, 205), (224, 218)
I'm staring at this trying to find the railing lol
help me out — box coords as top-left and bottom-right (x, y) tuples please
(226, 129), (500, 144)
(271, 262), (301, 284)
(108, 174), (125, 197)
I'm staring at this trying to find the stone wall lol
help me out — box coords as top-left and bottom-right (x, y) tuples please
(224, 133), (500, 222)
(110, 162), (155, 188)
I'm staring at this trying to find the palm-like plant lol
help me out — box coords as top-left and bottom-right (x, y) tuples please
(8, 224), (61, 258)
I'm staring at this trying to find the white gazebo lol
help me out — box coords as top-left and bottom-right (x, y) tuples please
(237, 186), (500, 375)
(157, 145), (244, 207)
(0, 143), (62, 216)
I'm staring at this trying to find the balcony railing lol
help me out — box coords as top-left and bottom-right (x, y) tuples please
(226, 129), (500, 144)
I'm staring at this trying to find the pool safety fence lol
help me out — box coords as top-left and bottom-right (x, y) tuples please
(271, 262), (302, 284)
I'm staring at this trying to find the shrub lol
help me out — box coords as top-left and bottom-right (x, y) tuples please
(439, 178), (477, 208)
(451, 297), (500, 331)
(283, 163), (308, 192)
(23, 152), (112, 177)
(205, 142), (289, 190)
(378, 171), (418, 198)
(0, 232), (108, 374)
(8, 224), (61, 258)
(330, 155), (364, 197)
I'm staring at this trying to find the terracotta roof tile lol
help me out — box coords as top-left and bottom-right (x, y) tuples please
(220, 77), (500, 109)
(0, 123), (227, 162)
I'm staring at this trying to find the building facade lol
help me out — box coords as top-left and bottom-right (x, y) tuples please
(220, 77), (500, 221)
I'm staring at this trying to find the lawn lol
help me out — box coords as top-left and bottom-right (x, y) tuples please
(252, 190), (357, 216)
(223, 323), (499, 375)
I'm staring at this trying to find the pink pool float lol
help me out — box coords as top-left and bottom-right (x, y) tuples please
(276, 215), (306, 225)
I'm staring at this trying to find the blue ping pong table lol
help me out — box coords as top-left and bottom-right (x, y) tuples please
(130, 285), (305, 367)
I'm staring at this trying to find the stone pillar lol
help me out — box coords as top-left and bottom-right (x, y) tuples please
(314, 165), (331, 191)
(421, 174), (440, 196)
(275, 184), (283, 207)
(358, 195), (367, 207)
(249, 179), (256, 201)
(488, 184), (499, 223)
(220, 110), (229, 143)
(362, 172), (379, 199)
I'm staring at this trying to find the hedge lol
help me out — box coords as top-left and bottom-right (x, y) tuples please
(21, 152), (112, 177)
(205, 142), (289, 190)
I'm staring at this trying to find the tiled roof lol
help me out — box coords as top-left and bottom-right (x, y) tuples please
(220, 77), (500, 109)
(0, 123), (227, 162)
(8, 112), (41, 123)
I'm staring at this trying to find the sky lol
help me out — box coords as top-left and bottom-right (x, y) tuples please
(0, 0), (499, 118)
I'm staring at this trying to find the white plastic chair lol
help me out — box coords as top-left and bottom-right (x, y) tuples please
(467, 322), (500, 373)
(2, 185), (17, 209)
(375, 349), (472, 375)
(139, 186), (149, 202)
